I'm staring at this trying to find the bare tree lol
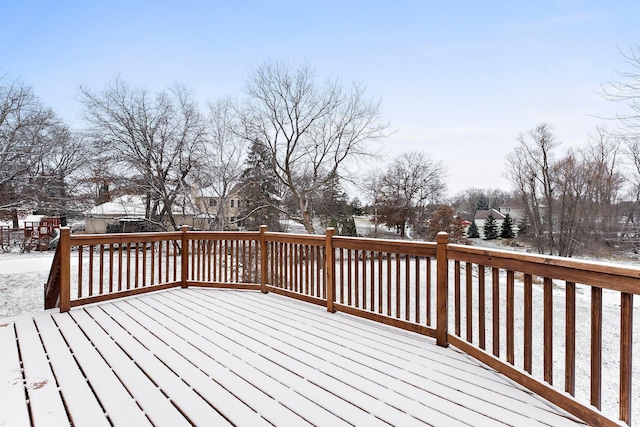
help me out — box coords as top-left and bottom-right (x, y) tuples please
(601, 47), (640, 249)
(377, 151), (447, 238)
(26, 128), (92, 216)
(361, 169), (384, 237)
(506, 124), (557, 254)
(78, 78), (206, 230)
(601, 45), (640, 139)
(235, 62), (388, 234)
(507, 124), (624, 256)
(0, 77), (57, 203)
(193, 98), (247, 230)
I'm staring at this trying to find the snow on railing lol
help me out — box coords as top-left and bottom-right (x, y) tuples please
(47, 227), (637, 427)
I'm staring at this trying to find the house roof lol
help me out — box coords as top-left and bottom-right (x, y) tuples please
(87, 195), (196, 217)
(86, 195), (147, 217)
(474, 208), (505, 220)
(499, 199), (526, 210)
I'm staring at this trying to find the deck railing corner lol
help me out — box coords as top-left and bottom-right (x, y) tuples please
(180, 225), (189, 288)
(436, 231), (449, 347)
(59, 227), (71, 312)
(325, 227), (336, 313)
(259, 225), (268, 293)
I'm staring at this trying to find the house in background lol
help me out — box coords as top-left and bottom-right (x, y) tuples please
(498, 199), (526, 224)
(473, 208), (505, 238)
(85, 195), (196, 233)
(192, 184), (243, 230)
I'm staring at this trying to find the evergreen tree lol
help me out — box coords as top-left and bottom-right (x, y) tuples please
(328, 217), (339, 231)
(467, 221), (480, 238)
(349, 197), (364, 216)
(313, 171), (350, 229)
(340, 217), (358, 236)
(517, 216), (529, 236)
(238, 142), (282, 231)
(500, 213), (515, 238)
(483, 214), (499, 240)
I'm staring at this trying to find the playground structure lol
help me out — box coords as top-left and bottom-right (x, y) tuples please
(22, 217), (61, 251)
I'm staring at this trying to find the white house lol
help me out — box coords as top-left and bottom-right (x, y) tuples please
(473, 209), (505, 238)
(85, 195), (196, 233)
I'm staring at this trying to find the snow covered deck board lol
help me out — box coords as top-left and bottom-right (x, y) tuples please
(1, 288), (587, 427)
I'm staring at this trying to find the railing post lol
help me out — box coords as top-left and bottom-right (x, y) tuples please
(325, 227), (336, 312)
(181, 225), (189, 288)
(259, 225), (268, 293)
(59, 227), (71, 313)
(436, 232), (449, 347)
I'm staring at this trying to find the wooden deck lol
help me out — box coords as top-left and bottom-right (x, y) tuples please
(2, 288), (587, 427)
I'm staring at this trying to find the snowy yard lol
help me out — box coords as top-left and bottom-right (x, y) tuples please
(0, 251), (55, 319)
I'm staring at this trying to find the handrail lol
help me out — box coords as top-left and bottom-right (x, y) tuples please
(447, 243), (640, 293)
(45, 226), (636, 426)
(43, 242), (62, 309)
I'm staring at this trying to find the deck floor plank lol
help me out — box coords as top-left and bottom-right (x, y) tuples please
(89, 303), (250, 427)
(53, 312), (153, 427)
(239, 289), (522, 385)
(220, 289), (582, 426)
(131, 294), (393, 427)
(0, 323), (31, 427)
(68, 309), (192, 427)
(103, 299), (353, 427)
(33, 315), (111, 427)
(185, 289), (562, 427)
(201, 290), (543, 426)
(0, 288), (590, 427)
(14, 318), (70, 427)
(120, 296), (359, 427)
(166, 290), (469, 427)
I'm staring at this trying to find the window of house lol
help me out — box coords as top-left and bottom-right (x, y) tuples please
(209, 198), (217, 207)
(230, 200), (235, 208)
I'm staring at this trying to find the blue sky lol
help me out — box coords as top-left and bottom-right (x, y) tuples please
(2, 1), (640, 196)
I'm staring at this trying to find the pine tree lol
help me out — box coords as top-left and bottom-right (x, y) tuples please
(500, 214), (515, 238)
(467, 221), (480, 238)
(517, 216), (529, 236)
(483, 214), (499, 240)
(313, 171), (350, 228)
(340, 217), (358, 236)
(238, 142), (282, 231)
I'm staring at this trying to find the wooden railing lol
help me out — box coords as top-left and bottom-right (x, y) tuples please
(443, 241), (638, 426)
(46, 227), (637, 427)
(43, 242), (62, 309)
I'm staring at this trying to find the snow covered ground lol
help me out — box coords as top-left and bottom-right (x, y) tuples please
(0, 251), (54, 318)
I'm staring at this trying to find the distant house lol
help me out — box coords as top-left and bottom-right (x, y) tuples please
(85, 195), (195, 233)
(498, 199), (526, 224)
(192, 184), (243, 230)
(474, 209), (506, 238)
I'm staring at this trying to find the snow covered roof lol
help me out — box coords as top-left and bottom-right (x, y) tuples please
(86, 195), (196, 217)
(86, 195), (147, 217)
